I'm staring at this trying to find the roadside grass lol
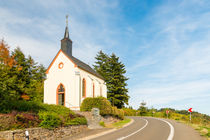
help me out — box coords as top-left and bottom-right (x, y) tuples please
(108, 118), (131, 129)
(189, 124), (210, 139)
(170, 116), (210, 139)
(156, 114), (210, 139)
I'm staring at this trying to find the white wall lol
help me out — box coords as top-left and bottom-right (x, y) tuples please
(44, 51), (78, 109)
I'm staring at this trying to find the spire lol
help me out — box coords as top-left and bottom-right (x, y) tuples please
(64, 15), (69, 39)
(61, 15), (72, 56)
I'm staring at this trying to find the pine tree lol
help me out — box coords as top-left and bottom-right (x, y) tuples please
(93, 50), (109, 79)
(94, 51), (129, 108)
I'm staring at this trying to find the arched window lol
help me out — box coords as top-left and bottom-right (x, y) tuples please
(100, 86), (102, 96)
(57, 84), (65, 106)
(82, 79), (86, 98)
(93, 83), (95, 98)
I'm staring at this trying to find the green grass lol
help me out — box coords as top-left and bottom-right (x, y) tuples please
(112, 118), (131, 129)
(189, 124), (210, 138)
(99, 121), (105, 127)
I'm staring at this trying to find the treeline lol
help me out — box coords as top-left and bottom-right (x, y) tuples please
(0, 40), (46, 113)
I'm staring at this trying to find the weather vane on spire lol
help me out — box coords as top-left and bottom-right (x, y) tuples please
(66, 14), (69, 27)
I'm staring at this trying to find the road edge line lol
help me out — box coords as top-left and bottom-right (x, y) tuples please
(153, 118), (174, 140)
(117, 118), (148, 140)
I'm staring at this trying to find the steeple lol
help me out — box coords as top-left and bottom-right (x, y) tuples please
(61, 15), (72, 56)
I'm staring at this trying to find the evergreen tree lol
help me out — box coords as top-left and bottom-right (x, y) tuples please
(93, 50), (109, 79)
(138, 101), (147, 116)
(0, 40), (46, 105)
(11, 48), (46, 102)
(94, 51), (129, 108)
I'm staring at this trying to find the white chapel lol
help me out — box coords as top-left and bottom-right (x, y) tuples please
(44, 17), (107, 110)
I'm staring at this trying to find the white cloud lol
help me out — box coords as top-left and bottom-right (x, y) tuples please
(127, 0), (210, 114)
(0, 0), (120, 67)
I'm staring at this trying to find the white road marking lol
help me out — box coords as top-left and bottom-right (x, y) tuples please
(116, 118), (148, 140)
(153, 118), (174, 140)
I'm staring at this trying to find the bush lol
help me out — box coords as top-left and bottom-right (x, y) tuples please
(99, 121), (105, 127)
(80, 97), (124, 119)
(80, 97), (112, 116)
(112, 106), (124, 119)
(0, 100), (87, 129)
(122, 108), (137, 116)
(0, 100), (42, 113)
(65, 117), (87, 126)
(38, 112), (62, 129)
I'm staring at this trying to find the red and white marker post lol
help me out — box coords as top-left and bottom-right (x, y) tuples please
(166, 110), (169, 119)
(188, 108), (192, 122)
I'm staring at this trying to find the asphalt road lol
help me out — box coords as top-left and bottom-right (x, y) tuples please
(91, 116), (205, 140)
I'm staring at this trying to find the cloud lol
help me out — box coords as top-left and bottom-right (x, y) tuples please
(1, 0), (210, 115)
(0, 0), (120, 67)
(127, 0), (210, 114)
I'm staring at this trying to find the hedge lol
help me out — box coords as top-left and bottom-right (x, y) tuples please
(80, 97), (124, 119)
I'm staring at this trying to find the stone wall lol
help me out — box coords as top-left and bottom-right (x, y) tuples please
(0, 125), (87, 140)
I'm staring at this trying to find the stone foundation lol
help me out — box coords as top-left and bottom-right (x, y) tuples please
(0, 125), (87, 140)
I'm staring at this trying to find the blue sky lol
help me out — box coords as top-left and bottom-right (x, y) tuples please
(1, 0), (210, 115)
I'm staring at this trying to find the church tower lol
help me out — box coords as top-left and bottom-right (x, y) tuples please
(61, 15), (72, 56)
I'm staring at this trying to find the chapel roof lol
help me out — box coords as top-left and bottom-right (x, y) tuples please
(62, 50), (104, 80)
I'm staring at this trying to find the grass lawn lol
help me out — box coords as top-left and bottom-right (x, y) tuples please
(109, 118), (131, 129)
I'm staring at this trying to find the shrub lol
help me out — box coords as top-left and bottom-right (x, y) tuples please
(0, 100), (87, 130)
(112, 106), (124, 119)
(80, 97), (112, 116)
(123, 108), (137, 116)
(80, 97), (124, 119)
(38, 112), (62, 129)
(65, 117), (87, 125)
(1, 100), (42, 113)
(99, 121), (105, 127)
(15, 112), (40, 128)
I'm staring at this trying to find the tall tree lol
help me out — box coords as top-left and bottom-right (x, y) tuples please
(93, 50), (109, 79)
(138, 101), (147, 116)
(0, 40), (46, 106)
(11, 47), (46, 102)
(0, 40), (20, 110)
(94, 51), (129, 108)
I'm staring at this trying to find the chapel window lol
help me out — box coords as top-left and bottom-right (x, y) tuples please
(93, 83), (95, 98)
(82, 79), (86, 98)
(57, 84), (65, 106)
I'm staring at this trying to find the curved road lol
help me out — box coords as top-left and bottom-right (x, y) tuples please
(91, 117), (205, 140)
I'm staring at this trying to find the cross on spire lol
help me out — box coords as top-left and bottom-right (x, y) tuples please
(64, 14), (69, 39)
(66, 15), (68, 28)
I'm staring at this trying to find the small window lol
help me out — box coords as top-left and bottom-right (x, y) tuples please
(82, 79), (86, 98)
(93, 83), (95, 98)
(100, 86), (102, 96)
